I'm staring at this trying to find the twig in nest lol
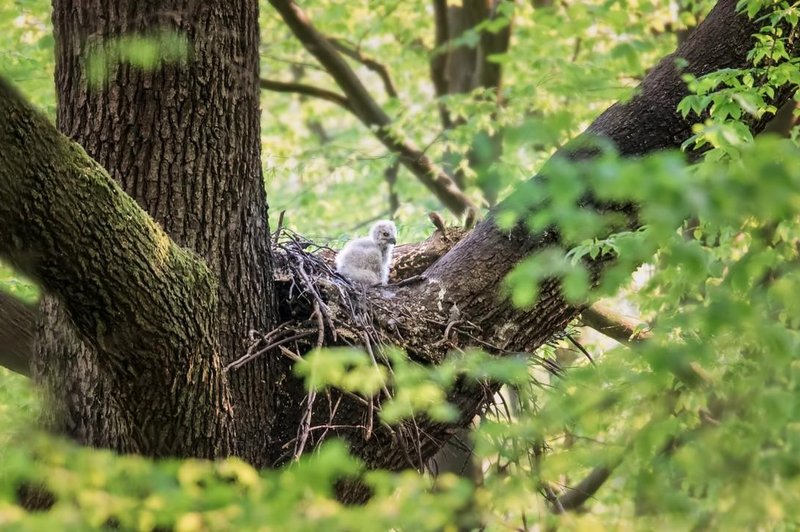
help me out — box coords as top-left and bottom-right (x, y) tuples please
(278, 345), (302, 362)
(293, 301), (328, 460)
(294, 390), (317, 460)
(566, 333), (595, 365)
(464, 206), (479, 229)
(428, 211), (447, 237)
(226, 330), (316, 371)
(362, 333), (392, 397)
(443, 319), (463, 342)
(388, 274), (424, 287)
(273, 210), (286, 246)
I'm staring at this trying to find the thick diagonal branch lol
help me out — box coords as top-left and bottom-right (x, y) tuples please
(398, 0), (783, 392)
(0, 78), (234, 457)
(0, 79), (213, 364)
(267, 0), (477, 216)
(280, 0), (794, 492)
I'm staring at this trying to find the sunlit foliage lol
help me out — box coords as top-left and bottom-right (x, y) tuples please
(2, 0), (800, 529)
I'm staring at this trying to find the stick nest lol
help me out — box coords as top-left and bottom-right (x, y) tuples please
(224, 227), (577, 466)
(226, 228), (395, 373)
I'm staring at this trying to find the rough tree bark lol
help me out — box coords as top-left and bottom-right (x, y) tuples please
(33, 0), (277, 463)
(0, 78), (235, 456)
(0, 0), (791, 505)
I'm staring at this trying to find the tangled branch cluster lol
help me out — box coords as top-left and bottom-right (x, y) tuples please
(226, 227), (574, 470)
(226, 228), (404, 461)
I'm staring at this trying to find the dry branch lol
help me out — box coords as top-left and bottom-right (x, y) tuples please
(581, 303), (652, 346)
(259, 78), (353, 112)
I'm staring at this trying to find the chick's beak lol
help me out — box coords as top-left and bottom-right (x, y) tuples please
(388, 237), (397, 245)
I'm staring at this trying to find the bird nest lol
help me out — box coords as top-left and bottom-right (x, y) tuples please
(225, 227), (396, 373)
(223, 227), (425, 461)
(222, 225), (577, 464)
(226, 226), (574, 375)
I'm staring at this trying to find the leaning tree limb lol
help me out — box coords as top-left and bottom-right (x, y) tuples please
(0, 78), (235, 458)
(266, 0), (478, 216)
(263, 0), (796, 499)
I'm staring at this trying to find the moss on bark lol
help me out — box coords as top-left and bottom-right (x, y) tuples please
(0, 78), (235, 458)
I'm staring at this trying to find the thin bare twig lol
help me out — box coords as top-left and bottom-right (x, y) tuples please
(384, 160), (400, 218)
(225, 330), (316, 371)
(259, 78), (353, 112)
(272, 210), (286, 246)
(566, 333), (595, 365)
(329, 38), (399, 98)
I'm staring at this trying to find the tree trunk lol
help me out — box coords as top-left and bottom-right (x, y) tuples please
(432, 0), (512, 203)
(34, 0), (276, 463)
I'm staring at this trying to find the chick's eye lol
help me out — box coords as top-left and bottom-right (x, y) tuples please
(383, 232), (389, 236)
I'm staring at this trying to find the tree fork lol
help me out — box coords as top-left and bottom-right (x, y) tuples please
(39, 0), (276, 463)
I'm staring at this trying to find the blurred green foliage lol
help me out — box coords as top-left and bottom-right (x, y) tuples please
(85, 31), (189, 87)
(2, 0), (800, 530)
(258, 0), (682, 244)
(0, 0), (54, 114)
(1, 434), (473, 531)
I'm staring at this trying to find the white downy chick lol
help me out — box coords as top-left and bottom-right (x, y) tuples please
(335, 220), (397, 285)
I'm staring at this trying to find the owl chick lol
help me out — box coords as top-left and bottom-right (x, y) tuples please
(335, 220), (397, 286)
